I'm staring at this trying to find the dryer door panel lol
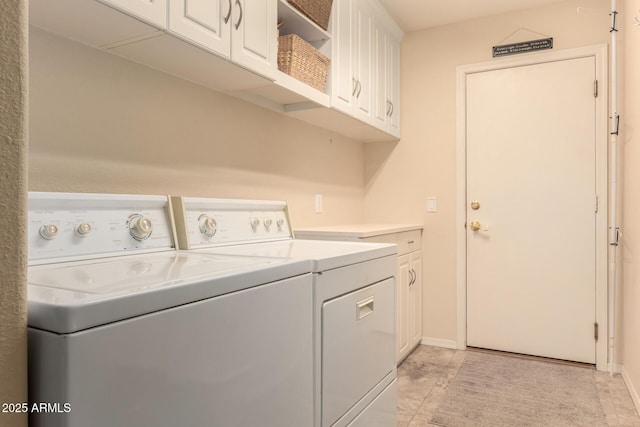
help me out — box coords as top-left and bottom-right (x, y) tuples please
(321, 278), (395, 427)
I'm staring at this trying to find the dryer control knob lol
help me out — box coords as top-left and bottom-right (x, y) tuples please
(264, 218), (273, 231)
(39, 224), (59, 240)
(276, 219), (285, 231)
(129, 215), (153, 241)
(250, 217), (261, 231)
(75, 223), (92, 237)
(198, 215), (217, 237)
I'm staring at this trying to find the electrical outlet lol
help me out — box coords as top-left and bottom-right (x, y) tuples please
(315, 194), (323, 214)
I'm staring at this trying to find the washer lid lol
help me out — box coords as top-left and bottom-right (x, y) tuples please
(28, 251), (310, 334)
(197, 239), (397, 272)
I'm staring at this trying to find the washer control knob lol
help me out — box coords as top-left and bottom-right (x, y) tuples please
(250, 217), (261, 231)
(129, 215), (153, 241)
(75, 223), (92, 237)
(198, 215), (217, 237)
(39, 224), (59, 240)
(264, 218), (273, 231)
(276, 219), (285, 231)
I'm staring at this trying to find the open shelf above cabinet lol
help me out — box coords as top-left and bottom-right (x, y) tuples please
(277, 0), (331, 47)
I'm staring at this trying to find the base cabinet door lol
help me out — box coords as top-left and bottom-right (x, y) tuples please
(396, 249), (422, 362)
(396, 254), (410, 361)
(408, 250), (423, 350)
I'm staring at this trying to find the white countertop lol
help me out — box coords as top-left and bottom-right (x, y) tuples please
(294, 223), (423, 239)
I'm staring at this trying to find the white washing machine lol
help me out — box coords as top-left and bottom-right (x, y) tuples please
(172, 197), (399, 427)
(27, 192), (314, 427)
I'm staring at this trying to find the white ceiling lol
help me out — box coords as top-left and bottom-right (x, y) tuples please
(377, 0), (569, 32)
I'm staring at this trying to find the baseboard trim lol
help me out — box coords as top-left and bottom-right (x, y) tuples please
(622, 366), (640, 415)
(608, 363), (623, 374)
(421, 337), (458, 349)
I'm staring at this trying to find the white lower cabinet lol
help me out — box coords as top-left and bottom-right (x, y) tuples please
(366, 232), (422, 362)
(407, 250), (423, 359)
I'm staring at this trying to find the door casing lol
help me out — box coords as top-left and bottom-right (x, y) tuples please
(455, 44), (609, 371)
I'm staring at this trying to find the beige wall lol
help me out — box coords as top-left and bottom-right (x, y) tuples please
(623, 0), (640, 409)
(364, 0), (611, 343)
(29, 28), (366, 228)
(0, 1), (28, 426)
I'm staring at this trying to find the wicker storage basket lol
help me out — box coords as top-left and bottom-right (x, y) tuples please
(287, 0), (333, 30)
(278, 34), (330, 92)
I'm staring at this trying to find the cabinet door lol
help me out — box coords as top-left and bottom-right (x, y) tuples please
(231, 0), (277, 80)
(168, 0), (231, 58)
(396, 254), (410, 362)
(372, 20), (388, 129)
(387, 35), (401, 137)
(353, 1), (373, 122)
(331, 0), (355, 114)
(103, 0), (167, 29)
(409, 250), (423, 349)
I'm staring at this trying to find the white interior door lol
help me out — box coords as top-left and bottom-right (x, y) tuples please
(466, 56), (597, 364)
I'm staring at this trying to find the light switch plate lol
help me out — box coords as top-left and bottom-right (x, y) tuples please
(315, 194), (323, 214)
(427, 197), (437, 213)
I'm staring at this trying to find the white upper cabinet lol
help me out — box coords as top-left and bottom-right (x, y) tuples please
(231, 0), (277, 80)
(373, 21), (388, 129)
(386, 35), (401, 137)
(103, 0), (168, 29)
(353, 2), (374, 122)
(373, 24), (400, 137)
(29, 0), (402, 142)
(331, 0), (373, 122)
(331, 0), (403, 137)
(169, 0), (231, 56)
(331, 0), (355, 113)
(169, 0), (276, 80)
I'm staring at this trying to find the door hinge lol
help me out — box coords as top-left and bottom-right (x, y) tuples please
(594, 80), (598, 98)
(594, 322), (599, 341)
(595, 195), (599, 213)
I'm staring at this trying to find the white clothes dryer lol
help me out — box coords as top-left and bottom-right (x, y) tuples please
(172, 197), (399, 427)
(27, 192), (314, 427)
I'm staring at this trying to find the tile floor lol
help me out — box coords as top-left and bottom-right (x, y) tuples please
(397, 345), (640, 426)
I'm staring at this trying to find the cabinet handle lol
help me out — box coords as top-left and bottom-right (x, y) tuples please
(234, 0), (243, 30)
(386, 100), (392, 116)
(356, 80), (362, 98)
(224, 0), (232, 24)
(409, 269), (415, 286)
(352, 77), (358, 96)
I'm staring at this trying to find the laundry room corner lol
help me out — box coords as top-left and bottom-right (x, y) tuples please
(363, 0), (611, 349)
(0, 1), (28, 426)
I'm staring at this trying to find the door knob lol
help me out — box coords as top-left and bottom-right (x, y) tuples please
(469, 221), (488, 232)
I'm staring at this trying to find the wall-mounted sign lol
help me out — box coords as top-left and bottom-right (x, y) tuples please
(492, 38), (553, 57)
